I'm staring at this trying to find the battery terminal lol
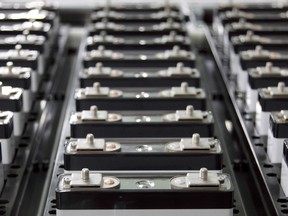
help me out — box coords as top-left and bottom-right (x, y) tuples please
(225, 8), (254, 19)
(95, 18), (125, 30)
(63, 168), (120, 189)
(157, 45), (192, 59)
(158, 62), (196, 77)
(255, 62), (281, 76)
(88, 45), (123, 59)
(68, 134), (121, 152)
(81, 82), (122, 98)
(276, 110), (288, 122)
(242, 45), (280, 59)
(238, 31), (270, 43)
(263, 82), (288, 97)
(231, 19), (262, 30)
(153, 18), (181, 30)
(166, 134), (218, 152)
(170, 168), (226, 189)
(155, 31), (184, 43)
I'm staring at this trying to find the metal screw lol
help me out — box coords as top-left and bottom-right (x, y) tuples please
(199, 168), (208, 181)
(76, 113), (82, 120)
(186, 105), (194, 117)
(176, 62), (184, 73)
(95, 63), (103, 74)
(181, 82), (188, 93)
(169, 31), (176, 40)
(15, 44), (22, 56)
(100, 31), (106, 39)
(98, 45), (105, 55)
(63, 177), (71, 188)
(255, 45), (263, 54)
(265, 62), (273, 72)
(172, 45), (180, 55)
(81, 168), (90, 181)
(86, 133), (94, 145)
(278, 82), (285, 92)
(93, 82), (100, 93)
(6, 61), (13, 73)
(218, 175), (225, 184)
(192, 133), (200, 146)
(90, 105), (98, 117)
(70, 142), (77, 151)
(246, 30), (253, 39)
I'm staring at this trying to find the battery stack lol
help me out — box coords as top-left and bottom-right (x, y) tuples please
(0, 1), (66, 213)
(42, 2), (236, 216)
(214, 2), (288, 202)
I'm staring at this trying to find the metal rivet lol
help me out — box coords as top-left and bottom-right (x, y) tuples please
(93, 82), (100, 93)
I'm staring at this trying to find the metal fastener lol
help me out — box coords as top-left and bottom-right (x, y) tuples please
(86, 133), (94, 145)
(176, 62), (184, 73)
(199, 168), (208, 181)
(181, 82), (188, 93)
(6, 61), (13, 73)
(278, 82), (285, 92)
(186, 105), (194, 117)
(192, 133), (200, 146)
(90, 105), (98, 117)
(93, 82), (101, 93)
(81, 168), (90, 181)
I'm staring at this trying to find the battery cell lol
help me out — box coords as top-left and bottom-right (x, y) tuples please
(281, 140), (288, 197)
(70, 105), (214, 138)
(0, 111), (14, 164)
(74, 82), (206, 111)
(64, 134), (223, 171)
(56, 169), (233, 216)
(83, 45), (195, 68)
(79, 63), (200, 88)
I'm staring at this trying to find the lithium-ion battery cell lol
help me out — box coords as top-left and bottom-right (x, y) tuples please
(0, 9), (57, 26)
(231, 31), (288, 53)
(239, 46), (288, 70)
(0, 83), (24, 136)
(267, 111), (288, 163)
(88, 21), (187, 36)
(256, 82), (288, 135)
(0, 21), (52, 38)
(219, 9), (288, 25)
(91, 10), (182, 23)
(69, 105), (214, 138)
(85, 31), (191, 51)
(79, 62), (200, 88)
(227, 20), (288, 39)
(0, 44), (43, 75)
(74, 82), (206, 111)
(64, 134), (223, 171)
(246, 62), (288, 112)
(0, 62), (33, 112)
(83, 45), (195, 68)
(56, 169), (233, 216)
(0, 111), (14, 164)
(0, 32), (50, 59)
(281, 140), (288, 197)
(93, 4), (180, 13)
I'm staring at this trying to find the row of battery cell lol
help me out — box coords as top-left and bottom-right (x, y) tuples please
(215, 4), (288, 198)
(0, 3), (59, 167)
(55, 3), (234, 216)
